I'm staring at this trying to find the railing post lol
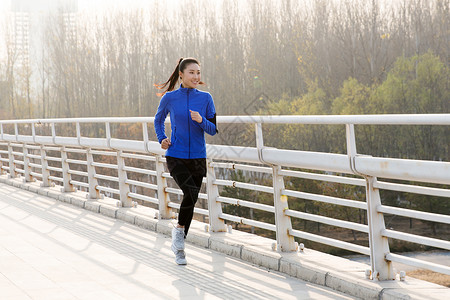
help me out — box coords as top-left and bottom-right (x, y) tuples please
(86, 148), (100, 199)
(23, 144), (32, 182)
(207, 158), (226, 232)
(273, 164), (297, 251)
(117, 150), (132, 207)
(155, 155), (171, 218)
(60, 146), (75, 192)
(346, 123), (394, 280)
(7, 142), (16, 178)
(256, 122), (296, 251)
(366, 176), (394, 280)
(0, 125), (3, 175)
(0, 146), (3, 175)
(40, 145), (50, 187)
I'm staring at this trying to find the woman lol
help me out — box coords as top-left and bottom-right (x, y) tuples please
(154, 58), (218, 265)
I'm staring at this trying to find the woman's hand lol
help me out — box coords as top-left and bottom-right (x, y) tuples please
(189, 110), (202, 123)
(161, 138), (171, 150)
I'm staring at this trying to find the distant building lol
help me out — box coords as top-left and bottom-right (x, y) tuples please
(10, 0), (78, 68)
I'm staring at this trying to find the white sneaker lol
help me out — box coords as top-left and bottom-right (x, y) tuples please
(171, 227), (185, 253)
(175, 250), (187, 265)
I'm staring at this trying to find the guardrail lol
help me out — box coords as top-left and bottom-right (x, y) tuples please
(0, 114), (449, 281)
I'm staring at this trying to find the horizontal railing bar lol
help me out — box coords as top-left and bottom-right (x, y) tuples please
(217, 196), (275, 213)
(210, 162), (273, 174)
(385, 253), (450, 275)
(45, 156), (62, 162)
(42, 146), (60, 151)
(30, 171), (42, 178)
(94, 174), (119, 182)
(355, 156), (450, 185)
(161, 172), (172, 178)
(164, 186), (207, 200)
(12, 151), (24, 156)
(14, 160), (24, 165)
(64, 148), (87, 154)
(7, 143), (23, 147)
(279, 169), (366, 186)
(382, 229), (450, 250)
(24, 145), (41, 149)
(91, 162), (118, 170)
(120, 152), (156, 161)
(168, 202), (209, 216)
(289, 229), (370, 255)
(284, 209), (369, 233)
(68, 170), (88, 177)
(15, 168), (24, 174)
(282, 189), (367, 210)
(96, 185), (120, 195)
(1, 166), (9, 170)
(91, 150), (117, 156)
(193, 207), (209, 216)
(29, 163), (42, 169)
(2, 114), (449, 125)
(66, 159), (88, 165)
(125, 179), (158, 190)
(128, 192), (159, 205)
(27, 154), (41, 159)
(1, 135), (17, 142)
(47, 166), (62, 172)
(218, 114), (450, 125)
(48, 175), (63, 182)
(165, 187), (182, 195)
(374, 181), (450, 198)
(377, 205), (450, 224)
(264, 148), (352, 174)
(0, 150), (8, 154)
(0, 158), (8, 162)
(219, 213), (277, 232)
(122, 166), (157, 176)
(214, 179), (274, 194)
(70, 180), (89, 188)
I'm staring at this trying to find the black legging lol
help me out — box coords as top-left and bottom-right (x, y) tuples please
(166, 157), (205, 237)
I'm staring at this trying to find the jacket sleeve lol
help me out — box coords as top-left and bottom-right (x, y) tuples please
(154, 94), (169, 143)
(197, 95), (218, 136)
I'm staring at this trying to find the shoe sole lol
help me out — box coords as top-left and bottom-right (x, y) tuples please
(176, 259), (187, 265)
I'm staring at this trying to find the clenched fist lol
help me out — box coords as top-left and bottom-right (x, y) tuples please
(189, 110), (202, 123)
(161, 138), (171, 150)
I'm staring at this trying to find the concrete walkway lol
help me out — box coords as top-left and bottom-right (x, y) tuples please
(0, 183), (355, 300)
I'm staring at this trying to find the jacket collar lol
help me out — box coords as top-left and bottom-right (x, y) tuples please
(178, 84), (198, 94)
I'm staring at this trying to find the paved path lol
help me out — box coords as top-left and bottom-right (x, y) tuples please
(0, 183), (356, 300)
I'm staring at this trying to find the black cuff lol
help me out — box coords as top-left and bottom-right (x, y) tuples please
(207, 113), (218, 133)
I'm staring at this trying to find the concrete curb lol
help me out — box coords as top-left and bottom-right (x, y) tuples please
(1, 176), (448, 300)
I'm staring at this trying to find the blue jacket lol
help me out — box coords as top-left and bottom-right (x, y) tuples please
(154, 86), (217, 159)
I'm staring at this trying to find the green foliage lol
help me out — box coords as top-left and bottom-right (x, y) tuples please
(332, 78), (376, 114)
(375, 51), (449, 114)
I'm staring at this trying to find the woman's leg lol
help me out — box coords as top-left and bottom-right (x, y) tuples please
(181, 174), (203, 237)
(170, 164), (203, 237)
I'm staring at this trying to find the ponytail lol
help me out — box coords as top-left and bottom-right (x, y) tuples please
(155, 57), (205, 96)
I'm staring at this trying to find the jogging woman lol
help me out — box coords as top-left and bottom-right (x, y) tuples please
(154, 58), (218, 265)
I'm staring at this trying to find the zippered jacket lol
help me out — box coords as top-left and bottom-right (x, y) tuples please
(154, 86), (217, 159)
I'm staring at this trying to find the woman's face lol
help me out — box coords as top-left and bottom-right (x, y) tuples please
(179, 63), (201, 89)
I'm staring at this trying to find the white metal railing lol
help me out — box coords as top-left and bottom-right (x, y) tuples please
(0, 114), (449, 281)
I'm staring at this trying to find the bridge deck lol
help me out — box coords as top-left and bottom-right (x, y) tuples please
(0, 182), (354, 300)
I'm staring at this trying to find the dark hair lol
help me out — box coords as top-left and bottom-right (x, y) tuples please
(155, 57), (205, 96)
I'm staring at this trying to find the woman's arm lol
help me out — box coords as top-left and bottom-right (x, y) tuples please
(192, 95), (217, 136)
(154, 95), (169, 143)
